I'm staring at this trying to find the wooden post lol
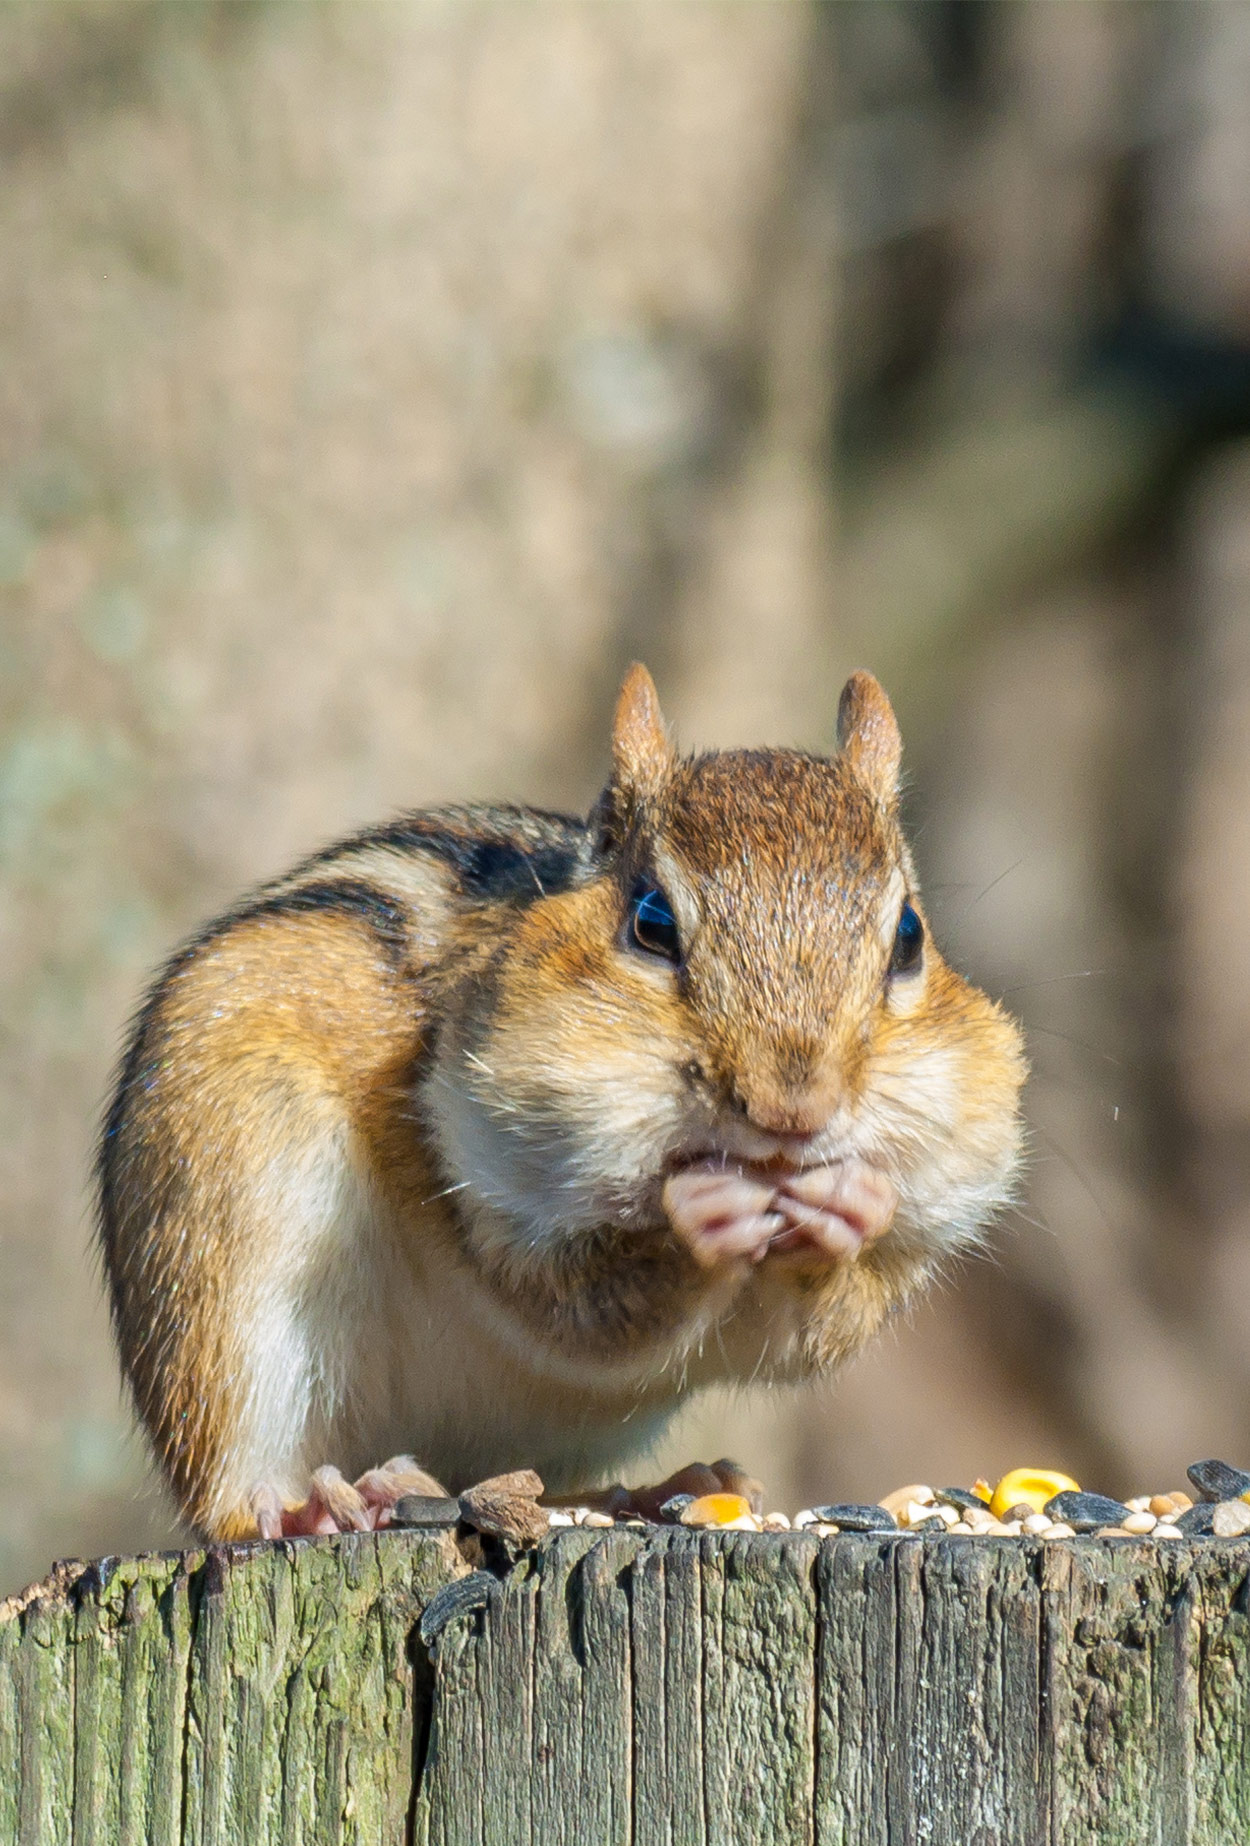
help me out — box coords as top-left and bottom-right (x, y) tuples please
(0, 1532), (459, 1846)
(4, 1528), (1249, 1844)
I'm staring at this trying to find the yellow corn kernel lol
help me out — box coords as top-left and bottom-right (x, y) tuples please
(679, 1492), (754, 1527)
(989, 1467), (1080, 1519)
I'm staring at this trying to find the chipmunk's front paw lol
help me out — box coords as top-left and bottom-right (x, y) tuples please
(249, 1455), (447, 1539)
(661, 1164), (787, 1268)
(769, 1160), (898, 1260)
(663, 1156), (897, 1268)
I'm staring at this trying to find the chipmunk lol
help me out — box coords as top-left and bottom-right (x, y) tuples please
(98, 667), (1026, 1540)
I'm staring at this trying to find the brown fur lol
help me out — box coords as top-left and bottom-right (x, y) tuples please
(99, 666), (1026, 1536)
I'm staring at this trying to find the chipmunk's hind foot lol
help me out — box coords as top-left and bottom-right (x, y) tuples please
(249, 1455), (448, 1538)
(600, 1458), (763, 1522)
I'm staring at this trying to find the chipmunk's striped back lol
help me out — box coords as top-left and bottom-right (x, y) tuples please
(97, 801), (598, 1534)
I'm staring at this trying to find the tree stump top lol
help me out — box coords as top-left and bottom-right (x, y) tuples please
(3, 1527), (1248, 1844)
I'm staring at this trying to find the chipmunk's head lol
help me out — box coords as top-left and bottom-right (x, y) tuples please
(599, 663), (921, 1145)
(429, 664), (1025, 1358)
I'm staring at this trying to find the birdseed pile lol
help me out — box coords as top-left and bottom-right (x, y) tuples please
(393, 1458), (1250, 1547)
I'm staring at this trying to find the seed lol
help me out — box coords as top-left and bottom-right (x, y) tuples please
(1042, 1491), (1131, 1532)
(948, 1521), (974, 1534)
(984, 1520), (1016, 1536)
(392, 1494), (462, 1529)
(1122, 1510), (1157, 1534)
(1188, 1460), (1250, 1503)
(1154, 1522), (1182, 1538)
(809, 1503), (897, 1533)
(1022, 1513), (1051, 1535)
(904, 1501), (944, 1528)
(458, 1481), (551, 1546)
(546, 1510), (575, 1528)
(814, 1523), (838, 1538)
(1096, 1526), (1135, 1538)
(679, 1492), (754, 1528)
(463, 1468), (543, 1503)
(1212, 1500), (1250, 1537)
(934, 1504), (960, 1527)
(761, 1512), (791, 1531)
(794, 1508), (819, 1529)
(879, 1484), (936, 1516)
(658, 1493), (696, 1523)
(934, 1487), (990, 1514)
(1040, 1523), (1076, 1538)
(990, 1468), (1080, 1519)
(583, 1511), (615, 1528)
(1125, 1497), (1151, 1513)
(1148, 1495), (1178, 1518)
(1169, 1492), (1193, 1511)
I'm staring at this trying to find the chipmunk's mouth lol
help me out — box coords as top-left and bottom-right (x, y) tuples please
(662, 1139), (820, 1183)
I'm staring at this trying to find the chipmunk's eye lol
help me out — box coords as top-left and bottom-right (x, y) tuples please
(889, 901), (924, 976)
(630, 884), (681, 963)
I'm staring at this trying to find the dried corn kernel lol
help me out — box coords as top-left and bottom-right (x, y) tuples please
(972, 1479), (993, 1503)
(989, 1467), (1080, 1519)
(679, 1492), (754, 1527)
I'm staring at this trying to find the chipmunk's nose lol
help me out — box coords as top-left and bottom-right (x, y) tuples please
(726, 1045), (843, 1140)
(730, 1095), (839, 1141)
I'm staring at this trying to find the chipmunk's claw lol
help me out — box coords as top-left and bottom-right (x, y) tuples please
(249, 1455), (448, 1538)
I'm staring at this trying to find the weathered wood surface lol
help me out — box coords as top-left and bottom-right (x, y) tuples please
(4, 1529), (1249, 1845)
(417, 1528), (1250, 1846)
(0, 1531), (459, 1846)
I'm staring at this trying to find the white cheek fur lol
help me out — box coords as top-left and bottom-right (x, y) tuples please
(426, 1018), (1020, 1271)
(857, 1044), (1022, 1254)
(422, 1044), (683, 1253)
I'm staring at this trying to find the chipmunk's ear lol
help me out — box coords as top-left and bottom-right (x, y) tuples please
(837, 671), (902, 803)
(595, 663), (675, 851)
(611, 662), (675, 802)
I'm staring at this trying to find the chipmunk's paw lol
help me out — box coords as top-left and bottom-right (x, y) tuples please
(605, 1458), (763, 1522)
(663, 1157), (896, 1268)
(768, 1160), (898, 1260)
(661, 1164), (786, 1268)
(353, 1455), (448, 1525)
(249, 1456), (447, 1538)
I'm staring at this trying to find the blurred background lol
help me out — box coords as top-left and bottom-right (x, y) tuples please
(4, 0), (1250, 1593)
